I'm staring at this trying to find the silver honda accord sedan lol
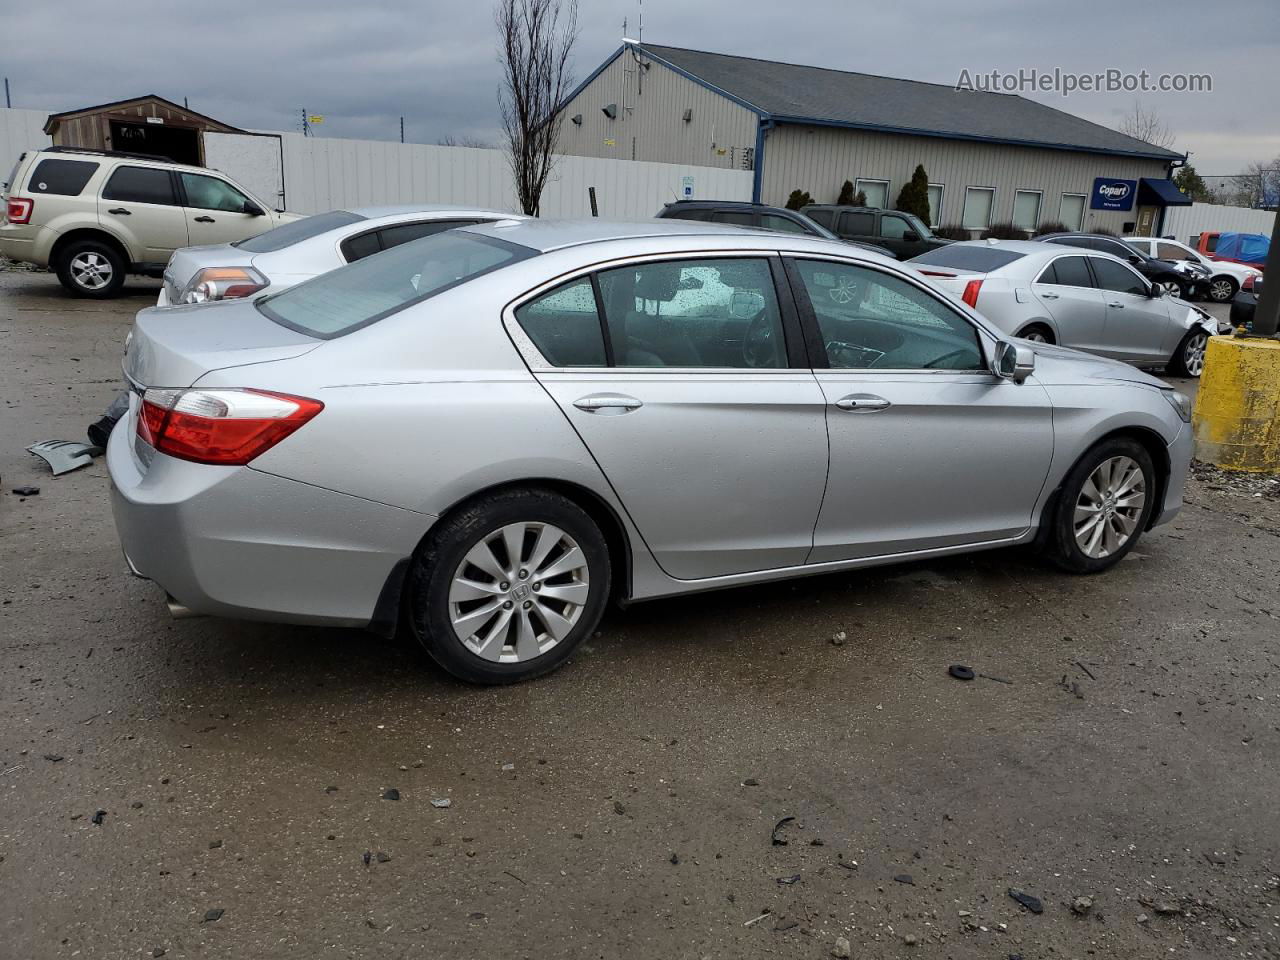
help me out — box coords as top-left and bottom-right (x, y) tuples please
(109, 219), (1193, 684)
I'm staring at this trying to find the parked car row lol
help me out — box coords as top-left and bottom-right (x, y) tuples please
(1123, 236), (1263, 304)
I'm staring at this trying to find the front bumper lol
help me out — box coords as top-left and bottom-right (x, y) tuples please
(1152, 419), (1192, 528)
(107, 419), (434, 627)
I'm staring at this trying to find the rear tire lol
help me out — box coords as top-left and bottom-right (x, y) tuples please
(1207, 276), (1237, 303)
(1168, 329), (1208, 378)
(408, 488), (611, 684)
(1018, 324), (1054, 344)
(1043, 437), (1157, 574)
(55, 239), (126, 298)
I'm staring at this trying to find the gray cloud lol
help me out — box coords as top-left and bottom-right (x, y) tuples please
(7, 0), (1276, 172)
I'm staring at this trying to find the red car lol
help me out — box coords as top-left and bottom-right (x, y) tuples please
(1194, 231), (1268, 271)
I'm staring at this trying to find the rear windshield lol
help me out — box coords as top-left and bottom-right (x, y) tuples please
(258, 231), (533, 338)
(235, 210), (366, 253)
(28, 158), (99, 196)
(909, 245), (1026, 272)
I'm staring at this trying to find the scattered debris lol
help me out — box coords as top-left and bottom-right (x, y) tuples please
(1008, 889), (1043, 914)
(832, 935), (851, 958)
(1075, 660), (1097, 681)
(209, 839), (222, 849)
(11, 485), (39, 497)
(978, 672), (1013, 684)
(430, 797), (451, 809)
(1137, 913), (1150, 924)
(744, 911), (772, 927)
(503, 870), (526, 885)
(742, 778), (759, 786)
(202, 909), (224, 923)
(776, 874), (801, 885)
(894, 874), (915, 886)
(836, 860), (858, 872)
(152, 949), (165, 958)
(773, 918), (799, 932)
(669, 851), (680, 865)
(27, 440), (102, 476)
(382, 788), (400, 801)
(903, 933), (919, 945)
(90, 809), (106, 825)
(1059, 675), (1085, 699)
(42, 754), (63, 762)
(376, 851), (392, 863)
(1072, 895), (1094, 915)
(1140, 896), (1182, 916)
(501, 762), (515, 772)
(130, 801), (143, 809)
(948, 664), (975, 681)
(771, 816), (796, 846)
(324, 785), (338, 794)
(613, 800), (626, 815)
(831, 631), (846, 646)
(362, 851), (372, 866)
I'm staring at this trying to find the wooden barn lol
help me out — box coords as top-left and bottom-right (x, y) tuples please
(43, 95), (242, 166)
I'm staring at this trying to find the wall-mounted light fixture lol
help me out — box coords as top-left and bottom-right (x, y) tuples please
(682, 108), (692, 122)
(601, 103), (618, 119)
(571, 114), (583, 125)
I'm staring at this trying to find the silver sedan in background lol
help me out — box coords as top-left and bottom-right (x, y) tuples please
(909, 240), (1224, 376)
(157, 204), (522, 306)
(110, 220), (1192, 684)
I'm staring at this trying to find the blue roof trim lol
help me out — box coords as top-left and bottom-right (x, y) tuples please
(632, 45), (769, 118)
(764, 114), (1186, 163)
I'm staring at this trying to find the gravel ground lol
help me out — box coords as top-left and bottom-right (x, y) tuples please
(2, 273), (1277, 960)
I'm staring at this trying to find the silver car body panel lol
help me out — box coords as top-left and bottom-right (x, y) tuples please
(109, 220), (1192, 627)
(914, 240), (1222, 362)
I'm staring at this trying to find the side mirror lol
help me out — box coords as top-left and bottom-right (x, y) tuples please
(902, 229), (920, 242)
(994, 340), (1036, 383)
(1148, 283), (1164, 298)
(243, 201), (265, 216)
(1127, 254), (1141, 264)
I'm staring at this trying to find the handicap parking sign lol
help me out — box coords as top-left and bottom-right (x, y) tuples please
(681, 176), (695, 199)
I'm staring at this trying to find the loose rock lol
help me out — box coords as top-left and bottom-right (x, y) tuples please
(1072, 895), (1094, 915)
(832, 935), (851, 958)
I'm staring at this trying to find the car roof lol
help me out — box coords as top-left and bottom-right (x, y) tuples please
(803, 205), (885, 213)
(459, 217), (821, 253)
(943, 239), (1056, 255)
(345, 203), (522, 219)
(663, 199), (777, 209)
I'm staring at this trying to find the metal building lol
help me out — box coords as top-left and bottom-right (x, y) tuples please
(557, 43), (1190, 236)
(44, 95), (242, 167)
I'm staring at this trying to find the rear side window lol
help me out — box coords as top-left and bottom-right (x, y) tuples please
(28, 158), (99, 196)
(909, 245), (1025, 271)
(340, 231), (383, 261)
(761, 213), (808, 234)
(806, 209), (834, 228)
(663, 207), (709, 221)
(514, 278), (607, 366)
(237, 211), (365, 252)
(258, 231), (532, 338)
(837, 212), (875, 236)
(102, 166), (176, 205)
(1038, 255), (1092, 287)
(379, 219), (476, 249)
(710, 211), (755, 226)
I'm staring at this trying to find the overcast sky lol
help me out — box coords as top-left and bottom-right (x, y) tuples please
(8, 0), (1277, 174)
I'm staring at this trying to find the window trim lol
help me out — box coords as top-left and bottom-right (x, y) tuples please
(1058, 192), (1087, 231)
(1012, 189), (1044, 232)
(926, 183), (944, 227)
(781, 253), (999, 374)
(1034, 253), (1097, 288)
(501, 250), (806, 373)
(961, 186), (997, 231)
(854, 178), (891, 208)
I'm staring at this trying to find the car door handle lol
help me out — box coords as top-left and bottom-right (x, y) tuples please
(1039, 291), (1060, 300)
(107, 207), (131, 215)
(1107, 301), (1125, 308)
(834, 393), (891, 412)
(194, 215), (216, 223)
(573, 393), (643, 413)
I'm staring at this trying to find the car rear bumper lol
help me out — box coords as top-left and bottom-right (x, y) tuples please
(0, 230), (46, 267)
(107, 419), (434, 627)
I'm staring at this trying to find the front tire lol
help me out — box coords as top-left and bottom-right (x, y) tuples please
(1018, 324), (1055, 344)
(55, 239), (126, 298)
(1158, 278), (1187, 299)
(1043, 438), (1157, 574)
(1168, 329), (1208, 377)
(408, 488), (611, 684)
(1207, 276), (1237, 303)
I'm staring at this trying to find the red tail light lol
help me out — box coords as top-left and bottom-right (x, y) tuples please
(961, 278), (983, 308)
(6, 197), (33, 224)
(136, 388), (323, 465)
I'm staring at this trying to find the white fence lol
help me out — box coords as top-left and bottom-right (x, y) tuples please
(1164, 202), (1275, 245)
(205, 131), (752, 219)
(0, 108), (51, 182)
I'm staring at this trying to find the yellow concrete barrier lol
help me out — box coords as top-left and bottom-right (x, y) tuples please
(1192, 336), (1280, 473)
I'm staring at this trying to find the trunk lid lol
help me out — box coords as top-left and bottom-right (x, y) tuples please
(124, 298), (320, 389)
(162, 243), (256, 305)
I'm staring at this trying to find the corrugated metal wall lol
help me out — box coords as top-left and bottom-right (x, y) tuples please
(206, 131), (753, 217)
(1163, 202), (1276, 245)
(556, 50), (758, 169)
(0, 108), (51, 180)
(761, 124), (1171, 234)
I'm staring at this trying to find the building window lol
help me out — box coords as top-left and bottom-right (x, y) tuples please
(1012, 190), (1043, 232)
(962, 187), (995, 231)
(1059, 193), (1086, 231)
(855, 178), (889, 209)
(926, 184), (944, 226)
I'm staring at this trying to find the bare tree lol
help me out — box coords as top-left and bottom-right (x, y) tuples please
(437, 134), (494, 149)
(1227, 156), (1280, 208)
(496, 0), (578, 216)
(1118, 102), (1177, 150)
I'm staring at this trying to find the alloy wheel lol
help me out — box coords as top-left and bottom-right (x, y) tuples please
(447, 521), (590, 663)
(1023, 330), (1049, 343)
(1073, 456), (1146, 559)
(1159, 280), (1182, 298)
(70, 252), (113, 291)
(1208, 279), (1234, 302)
(1183, 331), (1208, 376)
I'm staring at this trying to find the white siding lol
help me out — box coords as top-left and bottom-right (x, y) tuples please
(0, 108), (52, 180)
(557, 50), (759, 169)
(204, 131), (752, 218)
(761, 124), (1171, 235)
(1162, 202), (1276, 245)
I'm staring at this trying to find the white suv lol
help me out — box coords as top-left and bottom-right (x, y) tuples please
(1, 147), (298, 297)
(1123, 236), (1264, 303)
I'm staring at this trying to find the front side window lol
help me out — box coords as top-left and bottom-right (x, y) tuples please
(1090, 257), (1148, 296)
(878, 215), (913, 240)
(28, 159), (98, 196)
(259, 232), (532, 338)
(181, 173), (251, 212)
(514, 277), (606, 367)
(1156, 241), (1191, 261)
(793, 259), (983, 371)
(1038, 255), (1093, 288)
(102, 166), (176, 205)
(597, 258), (785, 368)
